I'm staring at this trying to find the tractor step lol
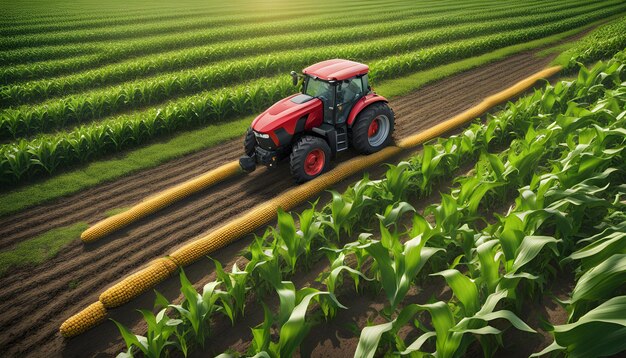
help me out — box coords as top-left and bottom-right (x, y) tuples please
(336, 126), (348, 152)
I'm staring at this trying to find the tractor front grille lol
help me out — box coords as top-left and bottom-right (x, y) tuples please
(253, 131), (276, 150)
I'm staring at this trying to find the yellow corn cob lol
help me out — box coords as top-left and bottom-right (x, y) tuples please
(81, 161), (241, 242)
(59, 301), (107, 338)
(99, 257), (178, 308)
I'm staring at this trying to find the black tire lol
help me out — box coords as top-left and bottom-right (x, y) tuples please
(351, 102), (395, 154)
(290, 136), (331, 183)
(244, 127), (256, 156)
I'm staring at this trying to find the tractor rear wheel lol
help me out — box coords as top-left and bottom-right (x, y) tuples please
(290, 136), (331, 183)
(351, 102), (394, 154)
(244, 127), (256, 156)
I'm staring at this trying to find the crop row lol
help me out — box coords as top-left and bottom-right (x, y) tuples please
(0, 0), (420, 27)
(1, 6), (623, 184)
(0, 0), (600, 103)
(0, 2), (621, 147)
(559, 15), (626, 69)
(0, 4), (439, 78)
(0, 0), (579, 81)
(0, 0), (437, 51)
(0, 0), (406, 36)
(111, 54), (626, 357)
(0, 6), (242, 37)
(0, 4), (421, 71)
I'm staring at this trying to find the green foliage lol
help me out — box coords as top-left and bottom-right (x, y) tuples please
(554, 15), (626, 70)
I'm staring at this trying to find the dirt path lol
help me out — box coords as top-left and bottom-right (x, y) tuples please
(0, 47), (567, 357)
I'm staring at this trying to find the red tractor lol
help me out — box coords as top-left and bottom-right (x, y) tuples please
(239, 59), (395, 182)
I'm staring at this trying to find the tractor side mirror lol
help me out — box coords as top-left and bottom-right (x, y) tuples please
(290, 71), (299, 86)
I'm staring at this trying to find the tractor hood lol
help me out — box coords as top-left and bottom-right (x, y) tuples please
(251, 94), (322, 134)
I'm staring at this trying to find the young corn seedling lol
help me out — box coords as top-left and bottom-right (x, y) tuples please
(249, 281), (346, 358)
(213, 259), (249, 324)
(322, 178), (375, 241)
(365, 219), (444, 312)
(379, 162), (413, 202)
(113, 292), (184, 358)
(168, 269), (226, 351)
(113, 308), (183, 358)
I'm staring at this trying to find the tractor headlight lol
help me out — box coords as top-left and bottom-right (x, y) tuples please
(254, 132), (270, 139)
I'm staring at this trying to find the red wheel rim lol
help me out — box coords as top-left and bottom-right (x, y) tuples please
(368, 119), (380, 138)
(304, 148), (325, 176)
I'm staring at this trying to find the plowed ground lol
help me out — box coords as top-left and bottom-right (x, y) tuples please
(0, 48), (568, 357)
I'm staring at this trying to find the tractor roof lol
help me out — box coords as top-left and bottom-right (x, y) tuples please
(303, 59), (369, 81)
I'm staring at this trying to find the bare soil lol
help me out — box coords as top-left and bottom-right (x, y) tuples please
(0, 45), (575, 357)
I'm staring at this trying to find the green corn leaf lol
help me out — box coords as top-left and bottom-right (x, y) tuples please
(498, 215), (525, 262)
(568, 230), (626, 270)
(111, 319), (148, 356)
(571, 254), (626, 305)
(153, 289), (170, 311)
(430, 269), (480, 316)
(275, 281), (297, 326)
(354, 304), (421, 358)
(326, 265), (373, 294)
(467, 180), (506, 215)
(498, 271), (539, 293)
(250, 303), (272, 354)
(509, 235), (560, 273)
(354, 321), (394, 358)
(459, 310), (536, 333)
(476, 239), (501, 294)
(279, 291), (345, 357)
(400, 331), (437, 355)
(483, 152), (506, 181)
(376, 201), (416, 228)
(543, 296), (626, 358)
(529, 340), (566, 357)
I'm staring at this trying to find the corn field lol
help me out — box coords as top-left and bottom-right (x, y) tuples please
(1, 0), (626, 185)
(112, 48), (626, 357)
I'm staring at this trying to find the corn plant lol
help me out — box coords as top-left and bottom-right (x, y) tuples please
(213, 259), (249, 324)
(352, 219), (444, 312)
(113, 308), (183, 358)
(532, 296), (626, 358)
(168, 270), (226, 351)
(248, 281), (345, 358)
(321, 179), (375, 241)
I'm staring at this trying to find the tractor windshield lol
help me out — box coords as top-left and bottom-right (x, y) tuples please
(304, 77), (333, 101)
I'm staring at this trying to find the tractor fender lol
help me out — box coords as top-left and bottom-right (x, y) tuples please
(346, 93), (389, 127)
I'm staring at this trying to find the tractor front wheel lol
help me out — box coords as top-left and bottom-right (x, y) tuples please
(290, 136), (331, 183)
(351, 102), (394, 154)
(244, 127), (256, 156)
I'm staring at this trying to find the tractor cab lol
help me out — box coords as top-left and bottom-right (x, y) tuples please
(240, 59), (395, 183)
(300, 60), (369, 126)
